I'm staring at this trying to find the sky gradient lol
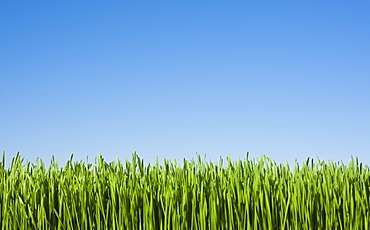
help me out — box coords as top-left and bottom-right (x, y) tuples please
(1, 1), (370, 167)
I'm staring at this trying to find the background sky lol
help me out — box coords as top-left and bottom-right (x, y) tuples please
(1, 1), (370, 167)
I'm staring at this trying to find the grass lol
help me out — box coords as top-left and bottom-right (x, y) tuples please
(0, 152), (369, 229)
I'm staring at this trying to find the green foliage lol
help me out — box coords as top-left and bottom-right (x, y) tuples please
(0, 152), (369, 229)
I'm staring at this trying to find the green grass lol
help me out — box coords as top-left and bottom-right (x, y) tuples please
(0, 152), (369, 229)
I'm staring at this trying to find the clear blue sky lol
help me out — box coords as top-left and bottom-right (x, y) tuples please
(1, 1), (369, 166)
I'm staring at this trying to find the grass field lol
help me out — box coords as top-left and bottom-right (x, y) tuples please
(0, 152), (369, 229)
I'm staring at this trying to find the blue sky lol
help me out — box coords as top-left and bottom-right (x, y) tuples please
(1, 1), (370, 167)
